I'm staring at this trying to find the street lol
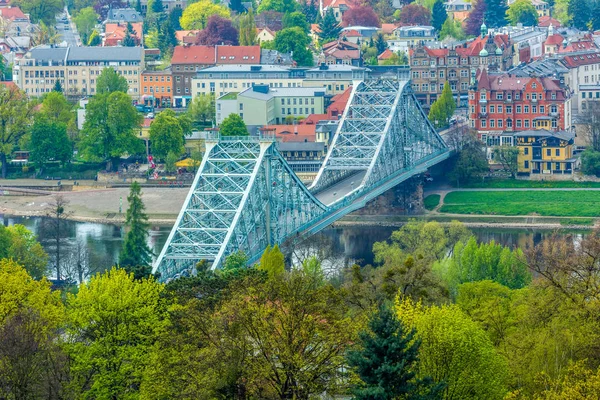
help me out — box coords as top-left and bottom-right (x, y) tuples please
(56, 8), (80, 47)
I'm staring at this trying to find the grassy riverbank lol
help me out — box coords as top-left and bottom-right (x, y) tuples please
(459, 179), (600, 189)
(439, 191), (600, 217)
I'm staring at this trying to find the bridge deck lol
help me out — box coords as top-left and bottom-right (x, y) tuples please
(315, 171), (366, 206)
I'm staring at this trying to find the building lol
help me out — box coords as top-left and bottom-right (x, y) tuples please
(141, 69), (172, 108)
(444, 0), (472, 21)
(318, 40), (361, 66)
(139, 0), (186, 13)
(538, 16), (561, 28)
(105, 7), (142, 23)
(191, 64), (305, 99)
(14, 46), (144, 99)
(502, 26), (547, 62)
(302, 64), (369, 96)
(216, 85), (326, 133)
(256, 27), (276, 44)
(171, 45), (261, 107)
(103, 22), (143, 46)
(515, 129), (575, 176)
(508, 0), (548, 16)
(468, 69), (572, 149)
(393, 26), (436, 46)
(320, 0), (355, 22)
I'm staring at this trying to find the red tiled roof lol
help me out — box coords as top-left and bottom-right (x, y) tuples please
(328, 86), (351, 117)
(300, 114), (334, 124)
(104, 22), (143, 46)
(175, 30), (199, 43)
(380, 23), (398, 35)
(257, 27), (276, 36)
(322, 0), (355, 9)
(378, 48), (394, 60)
(424, 48), (448, 57)
(171, 45), (215, 65)
(216, 45), (260, 64)
(559, 40), (597, 53)
(476, 70), (563, 94)
(142, 118), (153, 128)
(562, 52), (600, 67)
(343, 29), (362, 37)
(323, 40), (359, 50)
(311, 24), (322, 34)
(0, 81), (17, 90)
(261, 124), (317, 142)
(539, 16), (561, 27)
(0, 7), (26, 20)
(545, 33), (564, 46)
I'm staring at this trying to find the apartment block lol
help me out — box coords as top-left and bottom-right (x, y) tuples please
(14, 46), (144, 100)
(141, 69), (173, 108)
(301, 64), (369, 96)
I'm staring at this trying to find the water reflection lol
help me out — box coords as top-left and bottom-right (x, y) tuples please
(0, 215), (589, 278)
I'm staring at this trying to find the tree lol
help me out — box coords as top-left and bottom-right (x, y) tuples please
(73, 6), (98, 44)
(493, 145), (519, 178)
(258, 244), (285, 278)
(223, 250), (249, 270)
(507, 0), (538, 26)
(149, 109), (186, 159)
(230, 0), (246, 13)
(93, 0), (125, 19)
(119, 183), (153, 278)
(122, 22), (139, 46)
(581, 148), (600, 176)
(274, 27), (313, 66)
(151, 0), (164, 13)
(42, 195), (73, 282)
(301, 0), (320, 23)
(257, 0), (299, 14)
(0, 225), (49, 281)
(553, 0), (570, 26)
(569, 0), (590, 29)
(432, 0), (448, 30)
(239, 12), (257, 45)
(29, 117), (72, 168)
(40, 91), (73, 126)
(399, 4), (431, 25)
(19, 0), (63, 25)
(465, 0), (486, 36)
(219, 113), (249, 136)
(428, 82), (455, 128)
(66, 268), (165, 398)
(157, 20), (177, 57)
(484, 0), (508, 27)
(79, 91), (143, 168)
(180, 0), (230, 30)
(397, 298), (509, 400)
(87, 29), (101, 46)
(449, 134), (488, 185)
(439, 17), (466, 40)
(342, 5), (380, 27)
(188, 94), (215, 127)
(318, 8), (341, 42)
(96, 67), (129, 94)
(0, 84), (35, 178)
(283, 11), (309, 32)
(52, 80), (62, 92)
(135, 0), (142, 12)
(165, 151), (178, 174)
(196, 15), (239, 46)
(375, 32), (387, 54)
(381, 51), (409, 65)
(169, 7), (183, 30)
(347, 305), (443, 399)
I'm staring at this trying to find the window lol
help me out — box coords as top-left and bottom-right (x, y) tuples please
(239, 103), (243, 111)
(498, 105), (503, 113)
(481, 106), (487, 113)
(546, 149), (551, 156)
(551, 105), (557, 113)
(524, 106), (529, 113)
(490, 105), (495, 113)
(507, 119), (513, 128)
(551, 92), (556, 100)
(556, 149), (560, 156)
(540, 105), (545, 113)
(490, 119), (495, 128)
(507, 93), (512, 100)
(532, 105), (537, 113)
(506, 105), (512, 113)
(524, 160), (529, 169)
(516, 105), (522, 113)
(239, 113), (243, 118)
(532, 83), (537, 89)
(552, 119), (557, 128)
(498, 119), (503, 128)
(524, 147), (529, 155)
(547, 162), (552, 170)
(516, 119), (522, 128)
(480, 92), (487, 100)
(524, 120), (530, 128)
(481, 120), (487, 128)
(532, 93), (537, 100)
(515, 93), (520, 100)
(496, 93), (503, 100)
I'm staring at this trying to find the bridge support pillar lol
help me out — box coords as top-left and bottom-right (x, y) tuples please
(353, 177), (424, 215)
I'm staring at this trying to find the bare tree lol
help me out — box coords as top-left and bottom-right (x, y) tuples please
(579, 101), (600, 151)
(63, 239), (97, 284)
(44, 195), (73, 281)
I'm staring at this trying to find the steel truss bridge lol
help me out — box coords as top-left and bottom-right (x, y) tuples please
(153, 79), (450, 280)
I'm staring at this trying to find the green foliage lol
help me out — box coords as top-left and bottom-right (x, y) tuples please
(492, 146), (519, 178)
(434, 237), (530, 297)
(0, 225), (49, 281)
(257, 0), (299, 13)
(283, 11), (309, 32)
(73, 7), (98, 44)
(29, 117), (72, 167)
(381, 51), (409, 65)
(439, 17), (465, 40)
(87, 29), (101, 46)
(318, 8), (341, 43)
(96, 67), (129, 94)
(440, 190), (600, 217)
(66, 268), (165, 398)
(223, 250), (249, 270)
(431, 0), (448, 30)
(347, 305), (443, 399)
(258, 245), (285, 278)
(80, 91), (143, 162)
(219, 113), (249, 136)
(164, 151), (178, 174)
(449, 139), (488, 185)
(180, 0), (230, 29)
(52, 79), (62, 92)
(580, 148), (600, 177)
(151, 0), (164, 13)
(119, 183), (153, 278)
(149, 110), (185, 159)
(301, 256), (324, 286)
(239, 11), (257, 45)
(568, 0), (589, 30)
(507, 0), (539, 26)
(158, 20), (177, 57)
(0, 84), (35, 178)
(484, 0), (508, 27)
(19, 0), (62, 25)
(187, 93), (215, 127)
(274, 27), (314, 66)
(397, 298), (509, 399)
(374, 32), (387, 54)
(428, 82), (455, 128)
(553, 0), (570, 25)
(423, 194), (440, 210)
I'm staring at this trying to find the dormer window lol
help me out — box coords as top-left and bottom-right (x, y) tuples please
(532, 83), (537, 89)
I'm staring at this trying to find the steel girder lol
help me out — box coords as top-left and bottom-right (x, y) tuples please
(153, 136), (327, 279)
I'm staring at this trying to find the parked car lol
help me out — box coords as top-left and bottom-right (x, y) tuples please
(146, 112), (155, 119)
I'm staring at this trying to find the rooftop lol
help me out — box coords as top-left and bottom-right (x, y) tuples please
(68, 46), (143, 61)
(240, 85), (325, 100)
(219, 92), (238, 100)
(514, 129), (574, 141)
(106, 7), (142, 22)
(195, 64), (293, 73)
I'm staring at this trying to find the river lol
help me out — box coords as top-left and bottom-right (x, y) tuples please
(0, 215), (587, 279)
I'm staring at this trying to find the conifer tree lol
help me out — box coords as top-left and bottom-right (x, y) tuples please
(432, 0), (448, 31)
(569, 0), (590, 30)
(119, 182), (153, 279)
(484, 0), (507, 27)
(239, 12), (257, 45)
(258, 244), (285, 278)
(318, 8), (341, 42)
(375, 33), (387, 54)
(52, 80), (62, 93)
(347, 305), (443, 399)
(151, 0), (164, 13)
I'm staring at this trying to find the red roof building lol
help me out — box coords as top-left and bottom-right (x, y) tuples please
(0, 6), (26, 21)
(216, 45), (261, 64)
(104, 22), (143, 46)
(327, 86), (352, 119)
(318, 40), (361, 66)
(538, 16), (561, 27)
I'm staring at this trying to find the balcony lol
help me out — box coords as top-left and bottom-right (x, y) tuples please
(531, 98), (538, 103)
(479, 112), (488, 118)
(479, 98), (488, 104)
(549, 111), (559, 117)
(504, 98), (513, 103)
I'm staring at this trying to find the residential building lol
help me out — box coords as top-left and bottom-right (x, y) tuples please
(141, 69), (172, 108)
(498, 26), (546, 62)
(171, 45), (261, 107)
(175, 30), (200, 45)
(508, 0), (548, 16)
(468, 69), (572, 150)
(538, 15), (561, 28)
(14, 46), (144, 100)
(393, 26), (436, 46)
(561, 52), (600, 114)
(256, 27), (276, 44)
(260, 49), (294, 66)
(320, 0), (355, 22)
(318, 40), (361, 66)
(515, 129), (575, 176)
(216, 85), (326, 133)
(191, 64), (305, 98)
(103, 22), (143, 46)
(139, 0), (186, 13)
(444, 0), (471, 21)
(302, 64), (369, 96)
(105, 8), (142, 23)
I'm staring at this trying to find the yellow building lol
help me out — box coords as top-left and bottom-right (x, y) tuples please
(515, 129), (575, 176)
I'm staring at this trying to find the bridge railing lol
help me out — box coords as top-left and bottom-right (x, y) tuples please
(205, 132), (277, 142)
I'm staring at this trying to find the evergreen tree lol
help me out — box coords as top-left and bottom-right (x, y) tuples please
(229, 0), (246, 13)
(151, 0), (164, 13)
(302, 0), (319, 23)
(375, 33), (387, 54)
(122, 22), (138, 46)
(432, 0), (448, 31)
(484, 0), (507, 27)
(593, 1), (600, 30)
(258, 245), (285, 278)
(465, 0), (486, 36)
(318, 8), (341, 42)
(158, 20), (177, 57)
(119, 182), (153, 279)
(569, 0), (590, 30)
(239, 12), (257, 45)
(52, 79), (62, 92)
(440, 81), (456, 121)
(347, 305), (443, 399)
(135, 0), (142, 13)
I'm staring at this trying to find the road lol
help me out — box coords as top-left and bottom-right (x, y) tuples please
(56, 8), (80, 47)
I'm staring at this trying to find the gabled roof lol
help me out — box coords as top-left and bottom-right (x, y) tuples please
(216, 45), (261, 64)
(424, 48), (448, 57)
(260, 124), (317, 142)
(171, 45), (215, 65)
(106, 7), (141, 23)
(0, 6), (26, 20)
(311, 24), (322, 34)
(380, 23), (398, 35)
(322, 39), (360, 50)
(175, 30), (199, 43)
(104, 22), (143, 44)
(545, 33), (564, 46)
(476, 70), (564, 94)
(561, 52), (600, 68)
(538, 16), (561, 27)
(378, 48), (394, 60)
(322, 0), (355, 9)
(559, 40), (597, 53)
(343, 29), (362, 37)
(257, 27), (276, 36)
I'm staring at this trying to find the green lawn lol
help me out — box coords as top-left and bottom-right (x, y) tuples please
(424, 194), (440, 211)
(460, 179), (600, 189)
(440, 191), (600, 217)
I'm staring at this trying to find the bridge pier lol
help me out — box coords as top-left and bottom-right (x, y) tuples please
(353, 177), (424, 215)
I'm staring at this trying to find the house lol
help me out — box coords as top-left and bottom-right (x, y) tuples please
(318, 40), (361, 66)
(341, 29), (362, 45)
(175, 30), (200, 44)
(310, 24), (321, 43)
(171, 45), (215, 107)
(393, 26), (436, 46)
(302, 64), (368, 95)
(141, 69), (173, 108)
(381, 23), (399, 37)
(320, 0), (355, 22)
(515, 129), (575, 176)
(103, 22), (143, 46)
(0, 6), (26, 21)
(544, 26), (564, 56)
(256, 27), (276, 44)
(138, 0), (187, 13)
(444, 0), (472, 22)
(378, 49), (394, 64)
(538, 15), (561, 28)
(105, 8), (142, 23)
